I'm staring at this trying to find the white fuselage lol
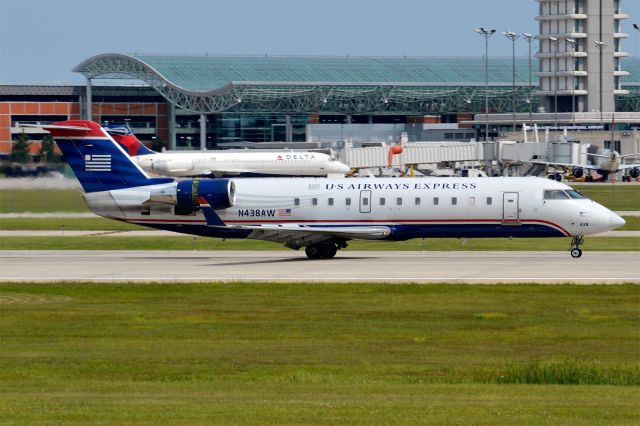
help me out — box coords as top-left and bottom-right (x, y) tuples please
(133, 151), (351, 177)
(84, 177), (624, 241)
(595, 150), (621, 173)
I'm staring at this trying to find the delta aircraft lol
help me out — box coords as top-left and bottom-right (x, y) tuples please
(37, 120), (625, 259)
(104, 125), (351, 178)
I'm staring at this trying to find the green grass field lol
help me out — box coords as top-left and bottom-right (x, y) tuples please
(0, 217), (146, 231)
(620, 215), (640, 230)
(0, 189), (88, 213)
(570, 184), (640, 211)
(0, 235), (638, 251)
(1, 184), (638, 213)
(1, 283), (638, 424)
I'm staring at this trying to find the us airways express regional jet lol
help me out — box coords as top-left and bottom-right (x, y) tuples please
(103, 125), (351, 178)
(40, 121), (625, 259)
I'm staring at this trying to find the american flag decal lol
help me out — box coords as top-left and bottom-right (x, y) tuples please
(84, 154), (111, 171)
(278, 208), (291, 216)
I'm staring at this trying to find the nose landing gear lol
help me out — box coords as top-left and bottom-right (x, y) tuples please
(569, 235), (584, 258)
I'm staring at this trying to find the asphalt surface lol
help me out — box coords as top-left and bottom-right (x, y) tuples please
(1, 250), (638, 283)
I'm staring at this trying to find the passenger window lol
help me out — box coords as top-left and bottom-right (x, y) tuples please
(544, 190), (570, 200)
(312, 198), (318, 206)
(346, 198), (351, 206)
(452, 197), (457, 205)
(328, 198), (334, 206)
(294, 198), (300, 206)
(434, 197), (439, 205)
(379, 197), (386, 206)
(397, 197), (402, 206)
(486, 197), (492, 205)
(363, 198), (369, 206)
(415, 197), (421, 206)
(469, 197), (475, 206)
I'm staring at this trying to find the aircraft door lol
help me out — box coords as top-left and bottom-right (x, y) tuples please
(502, 192), (519, 222)
(359, 190), (372, 213)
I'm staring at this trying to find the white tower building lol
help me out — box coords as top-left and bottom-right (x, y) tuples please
(535, 0), (630, 114)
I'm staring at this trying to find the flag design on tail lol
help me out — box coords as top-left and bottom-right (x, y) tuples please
(84, 154), (112, 172)
(42, 120), (172, 193)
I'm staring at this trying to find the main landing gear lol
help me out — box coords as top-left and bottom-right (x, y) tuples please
(569, 235), (584, 258)
(304, 240), (347, 259)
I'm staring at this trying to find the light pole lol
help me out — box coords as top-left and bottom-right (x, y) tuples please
(503, 31), (520, 132)
(522, 33), (534, 123)
(594, 40), (606, 127)
(565, 38), (577, 127)
(549, 36), (559, 127)
(474, 27), (496, 141)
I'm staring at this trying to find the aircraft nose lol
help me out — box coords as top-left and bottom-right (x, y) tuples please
(335, 162), (351, 174)
(608, 212), (625, 230)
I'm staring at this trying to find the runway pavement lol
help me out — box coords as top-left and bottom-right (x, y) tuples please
(1, 250), (638, 283)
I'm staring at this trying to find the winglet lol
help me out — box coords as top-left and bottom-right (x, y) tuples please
(198, 196), (227, 227)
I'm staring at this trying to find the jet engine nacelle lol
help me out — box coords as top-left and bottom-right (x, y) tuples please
(572, 167), (584, 178)
(152, 158), (194, 174)
(147, 179), (235, 214)
(629, 168), (640, 179)
(176, 179), (235, 213)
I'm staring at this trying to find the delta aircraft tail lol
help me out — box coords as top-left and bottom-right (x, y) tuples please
(37, 120), (172, 193)
(103, 124), (155, 156)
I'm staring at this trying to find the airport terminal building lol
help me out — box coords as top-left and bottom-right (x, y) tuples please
(0, 0), (638, 155)
(1, 54), (638, 155)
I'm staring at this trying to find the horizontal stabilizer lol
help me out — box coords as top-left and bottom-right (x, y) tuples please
(20, 123), (93, 132)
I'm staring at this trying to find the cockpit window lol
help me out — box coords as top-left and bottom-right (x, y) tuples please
(565, 189), (587, 199)
(544, 190), (570, 200)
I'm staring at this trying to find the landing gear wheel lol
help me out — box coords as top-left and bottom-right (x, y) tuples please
(305, 243), (339, 259)
(321, 244), (338, 259)
(568, 235), (584, 259)
(305, 245), (322, 259)
(554, 173), (562, 181)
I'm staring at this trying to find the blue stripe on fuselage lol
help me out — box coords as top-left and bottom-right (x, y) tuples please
(385, 223), (566, 240)
(127, 221), (566, 239)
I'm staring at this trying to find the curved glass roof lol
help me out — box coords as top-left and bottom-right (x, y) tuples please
(128, 55), (540, 91)
(624, 57), (640, 84)
(73, 54), (639, 114)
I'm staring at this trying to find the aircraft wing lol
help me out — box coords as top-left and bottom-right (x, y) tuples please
(212, 220), (392, 248)
(230, 223), (389, 239)
(225, 224), (391, 248)
(198, 197), (391, 247)
(617, 163), (640, 171)
(527, 160), (598, 170)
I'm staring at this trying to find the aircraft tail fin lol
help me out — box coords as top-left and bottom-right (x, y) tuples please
(33, 120), (172, 193)
(104, 124), (156, 156)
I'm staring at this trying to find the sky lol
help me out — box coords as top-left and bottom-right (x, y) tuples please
(0, 0), (638, 84)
